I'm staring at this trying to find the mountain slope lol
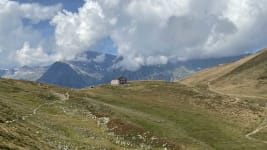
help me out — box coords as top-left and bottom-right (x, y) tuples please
(80, 81), (267, 149)
(1, 78), (182, 149)
(2, 77), (267, 149)
(179, 48), (267, 146)
(0, 78), (143, 149)
(38, 62), (90, 88)
(180, 48), (267, 97)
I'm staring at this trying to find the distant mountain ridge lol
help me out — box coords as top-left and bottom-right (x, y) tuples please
(1, 66), (48, 81)
(38, 51), (245, 88)
(0, 51), (246, 88)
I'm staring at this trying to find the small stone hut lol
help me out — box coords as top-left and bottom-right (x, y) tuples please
(111, 76), (127, 85)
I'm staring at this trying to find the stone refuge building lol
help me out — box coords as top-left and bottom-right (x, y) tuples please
(111, 76), (127, 85)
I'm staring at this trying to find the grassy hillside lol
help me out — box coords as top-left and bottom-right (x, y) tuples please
(0, 78), (138, 150)
(1, 77), (267, 149)
(81, 81), (267, 149)
(180, 48), (267, 97)
(179, 48), (267, 148)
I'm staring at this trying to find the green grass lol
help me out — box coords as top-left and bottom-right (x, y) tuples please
(1, 78), (267, 149)
(83, 81), (267, 149)
(252, 130), (267, 141)
(0, 78), (131, 150)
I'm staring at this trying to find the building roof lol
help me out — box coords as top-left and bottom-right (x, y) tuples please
(117, 76), (127, 80)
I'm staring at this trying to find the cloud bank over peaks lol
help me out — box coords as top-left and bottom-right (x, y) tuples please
(51, 0), (267, 70)
(2, 0), (267, 71)
(51, 1), (107, 60)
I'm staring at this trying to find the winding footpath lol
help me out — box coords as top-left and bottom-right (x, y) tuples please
(207, 82), (267, 144)
(4, 91), (69, 124)
(245, 118), (267, 144)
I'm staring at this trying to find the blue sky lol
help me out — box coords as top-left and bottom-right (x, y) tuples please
(19, 0), (82, 36)
(16, 0), (84, 12)
(17, 0), (117, 55)
(1, 0), (267, 69)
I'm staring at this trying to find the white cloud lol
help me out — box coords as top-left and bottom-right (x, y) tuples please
(15, 42), (60, 66)
(93, 54), (106, 63)
(2, 0), (267, 70)
(20, 3), (62, 23)
(51, 0), (107, 60)
(51, 0), (267, 70)
(0, 0), (61, 68)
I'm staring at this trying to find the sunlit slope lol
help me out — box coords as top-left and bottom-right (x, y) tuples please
(1, 77), (267, 149)
(82, 81), (267, 150)
(0, 78), (134, 150)
(179, 48), (267, 148)
(181, 48), (267, 97)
